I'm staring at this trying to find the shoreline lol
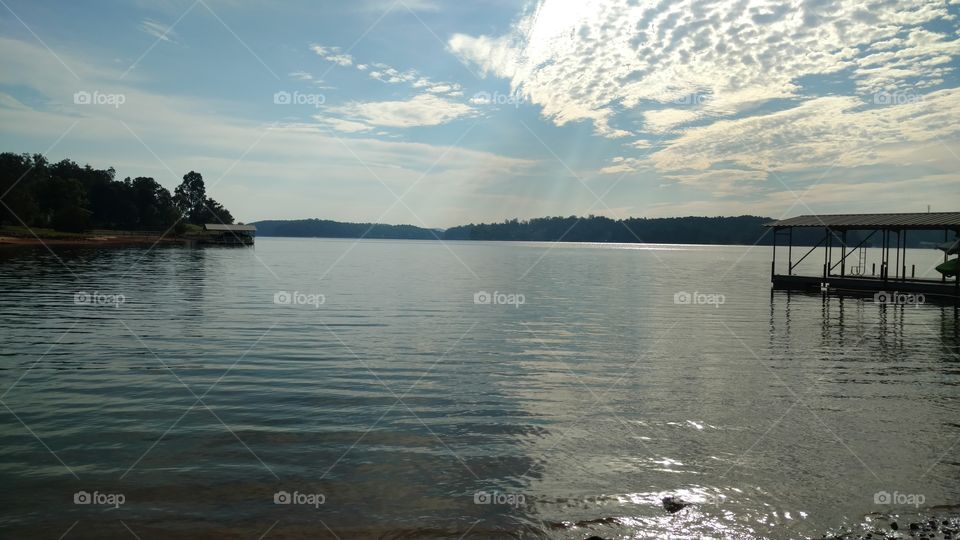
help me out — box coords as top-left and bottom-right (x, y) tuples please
(0, 234), (183, 247)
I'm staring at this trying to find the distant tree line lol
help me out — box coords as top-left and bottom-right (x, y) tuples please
(444, 216), (946, 246)
(0, 152), (234, 232)
(254, 218), (439, 239)
(256, 216), (787, 244)
(257, 215), (944, 247)
(443, 215), (781, 243)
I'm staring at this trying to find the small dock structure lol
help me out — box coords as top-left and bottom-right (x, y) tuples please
(202, 223), (256, 246)
(765, 212), (960, 302)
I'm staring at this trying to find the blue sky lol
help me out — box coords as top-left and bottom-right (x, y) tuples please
(1, 0), (959, 227)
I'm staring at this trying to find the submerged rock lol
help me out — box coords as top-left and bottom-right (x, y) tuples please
(662, 496), (691, 514)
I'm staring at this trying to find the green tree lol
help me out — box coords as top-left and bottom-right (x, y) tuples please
(128, 176), (178, 228)
(173, 171), (234, 225)
(0, 153), (42, 226)
(35, 176), (89, 231)
(174, 171), (207, 224)
(202, 197), (234, 225)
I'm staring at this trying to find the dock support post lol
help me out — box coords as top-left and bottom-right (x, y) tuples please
(895, 229), (901, 281)
(840, 230), (846, 277)
(902, 230), (907, 282)
(772, 227), (777, 280)
(788, 228), (793, 276)
(822, 228), (829, 281)
(881, 229), (888, 282)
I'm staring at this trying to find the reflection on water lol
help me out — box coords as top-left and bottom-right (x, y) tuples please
(0, 239), (957, 539)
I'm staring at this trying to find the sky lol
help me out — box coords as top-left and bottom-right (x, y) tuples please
(1, 0), (959, 227)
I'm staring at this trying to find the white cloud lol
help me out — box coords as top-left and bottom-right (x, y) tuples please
(448, 33), (519, 78)
(312, 116), (374, 133)
(329, 94), (475, 129)
(652, 90), (960, 181)
(425, 83), (462, 94)
(310, 44), (353, 66)
(0, 36), (535, 225)
(643, 173), (960, 218)
(642, 109), (702, 133)
(311, 47), (464, 100)
(450, 0), (960, 189)
(139, 19), (179, 44)
(369, 67), (417, 84)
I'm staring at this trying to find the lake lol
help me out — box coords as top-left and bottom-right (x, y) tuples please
(0, 238), (958, 539)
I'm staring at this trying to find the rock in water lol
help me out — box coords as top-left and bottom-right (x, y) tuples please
(662, 496), (691, 514)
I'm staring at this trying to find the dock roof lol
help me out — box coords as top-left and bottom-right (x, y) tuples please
(765, 212), (960, 230)
(204, 223), (256, 232)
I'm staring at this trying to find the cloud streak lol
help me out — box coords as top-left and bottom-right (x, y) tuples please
(139, 19), (179, 44)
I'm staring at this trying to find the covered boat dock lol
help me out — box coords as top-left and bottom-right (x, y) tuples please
(202, 223), (256, 245)
(765, 212), (960, 301)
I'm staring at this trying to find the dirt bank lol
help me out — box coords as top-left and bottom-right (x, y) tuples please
(0, 235), (184, 247)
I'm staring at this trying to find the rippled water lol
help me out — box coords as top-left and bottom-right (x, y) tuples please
(0, 238), (958, 539)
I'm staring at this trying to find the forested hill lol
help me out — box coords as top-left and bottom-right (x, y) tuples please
(443, 215), (780, 244)
(253, 219), (440, 240)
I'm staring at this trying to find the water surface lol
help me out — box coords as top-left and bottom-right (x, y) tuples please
(0, 238), (958, 539)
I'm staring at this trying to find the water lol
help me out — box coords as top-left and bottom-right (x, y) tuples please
(0, 238), (958, 539)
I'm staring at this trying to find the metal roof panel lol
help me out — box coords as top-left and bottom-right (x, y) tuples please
(764, 212), (960, 229)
